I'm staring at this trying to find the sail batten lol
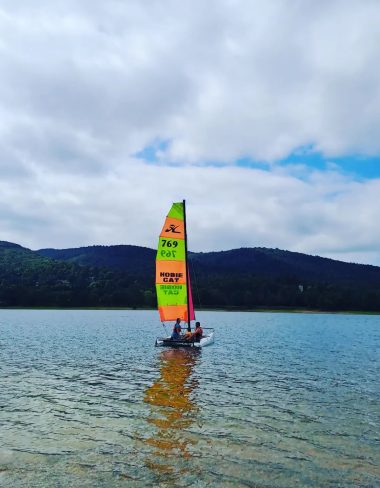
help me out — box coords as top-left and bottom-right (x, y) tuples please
(156, 202), (195, 323)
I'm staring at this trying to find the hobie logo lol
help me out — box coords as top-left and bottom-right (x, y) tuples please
(159, 284), (183, 296)
(165, 224), (181, 234)
(160, 217), (184, 239)
(160, 272), (183, 283)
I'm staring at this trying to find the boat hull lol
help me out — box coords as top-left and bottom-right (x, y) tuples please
(155, 332), (214, 348)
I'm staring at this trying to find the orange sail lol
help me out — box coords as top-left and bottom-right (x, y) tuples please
(156, 202), (195, 323)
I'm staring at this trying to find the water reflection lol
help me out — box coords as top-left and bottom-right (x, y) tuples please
(144, 348), (200, 479)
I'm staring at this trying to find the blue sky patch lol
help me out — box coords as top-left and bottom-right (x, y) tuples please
(135, 140), (170, 163)
(278, 146), (380, 179)
(237, 146), (380, 179)
(136, 142), (380, 179)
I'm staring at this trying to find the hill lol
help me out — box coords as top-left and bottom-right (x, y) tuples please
(0, 241), (153, 308)
(1, 240), (380, 310)
(189, 248), (380, 310)
(191, 247), (380, 285)
(36, 243), (380, 311)
(38, 243), (380, 285)
(38, 245), (155, 273)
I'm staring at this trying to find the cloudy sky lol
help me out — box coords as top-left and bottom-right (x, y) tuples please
(1, 0), (380, 264)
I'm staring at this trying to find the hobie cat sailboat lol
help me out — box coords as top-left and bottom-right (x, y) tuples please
(155, 200), (214, 348)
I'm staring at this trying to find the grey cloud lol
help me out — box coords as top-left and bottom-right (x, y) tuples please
(0, 160), (379, 264)
(0, 1), (379, 264)
(1, 0), (380, 166)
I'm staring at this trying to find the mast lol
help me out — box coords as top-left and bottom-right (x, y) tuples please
(183, 199), (191, 332)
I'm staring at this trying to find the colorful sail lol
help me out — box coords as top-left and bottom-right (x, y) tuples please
(156, 202), (195, 323)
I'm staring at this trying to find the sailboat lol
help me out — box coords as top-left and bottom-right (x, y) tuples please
(154, 200), (214, 348)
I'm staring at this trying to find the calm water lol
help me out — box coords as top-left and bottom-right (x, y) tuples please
(0, 310), (379, 487)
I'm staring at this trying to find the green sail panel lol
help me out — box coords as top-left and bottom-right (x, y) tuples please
(167, 202), (184, 220)
(155, 284), (187, 305)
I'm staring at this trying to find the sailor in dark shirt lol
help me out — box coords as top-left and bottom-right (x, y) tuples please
(171, 318), (182, 339)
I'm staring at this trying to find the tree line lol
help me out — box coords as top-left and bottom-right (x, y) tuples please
(1, 241), (380, 311)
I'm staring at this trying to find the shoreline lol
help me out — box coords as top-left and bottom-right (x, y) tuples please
(0, 306), (379, 315)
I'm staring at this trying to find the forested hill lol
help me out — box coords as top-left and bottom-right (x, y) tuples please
(0, 241), (152, 308)
(38, 245), (155, 274)
(38, 244), (380, 286)
(190, 248), (380, 285)
(1, 240), (380, 310)
(37, 244), (380, 310)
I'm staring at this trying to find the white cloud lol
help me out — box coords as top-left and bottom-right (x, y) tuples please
(0, 1), (379, 263)
(1, 160), (380, 265)
(1, 0), (380, 164)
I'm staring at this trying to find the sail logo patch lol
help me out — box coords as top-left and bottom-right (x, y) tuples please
(158, 284), (183, 296)
(160, 272), (183, 283)
(165, 224), (181, 234)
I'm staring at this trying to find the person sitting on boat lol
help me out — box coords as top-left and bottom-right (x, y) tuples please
(186, 322), (203, 342)
(184, 329), (192, 339)
(171, 318), (182, 340)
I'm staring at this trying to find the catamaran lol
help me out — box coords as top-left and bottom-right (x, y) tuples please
(154, 200), (214, 348)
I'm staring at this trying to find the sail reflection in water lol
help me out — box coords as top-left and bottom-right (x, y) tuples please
(144, 348), (200, 478)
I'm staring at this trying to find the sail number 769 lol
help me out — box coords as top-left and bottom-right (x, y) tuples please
(161, 240), (178, 248)
(160, 239), (178, 258)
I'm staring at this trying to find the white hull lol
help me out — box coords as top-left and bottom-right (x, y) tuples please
(155, 332), (214, 348)
(194, 332), (214, 348)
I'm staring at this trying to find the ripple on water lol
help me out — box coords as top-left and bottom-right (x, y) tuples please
(0, 309), (379, 487)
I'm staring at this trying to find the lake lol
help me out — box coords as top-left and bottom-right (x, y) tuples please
(0, 310), (379, 487)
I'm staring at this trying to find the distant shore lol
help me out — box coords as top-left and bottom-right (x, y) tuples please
(0, 306), (379, 315)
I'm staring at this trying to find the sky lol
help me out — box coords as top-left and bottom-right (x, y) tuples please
(1, 0), (380, 265)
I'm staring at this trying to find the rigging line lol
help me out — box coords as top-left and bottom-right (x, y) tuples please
(162, 322), (168, 335)
(190, 256), (202, 311)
